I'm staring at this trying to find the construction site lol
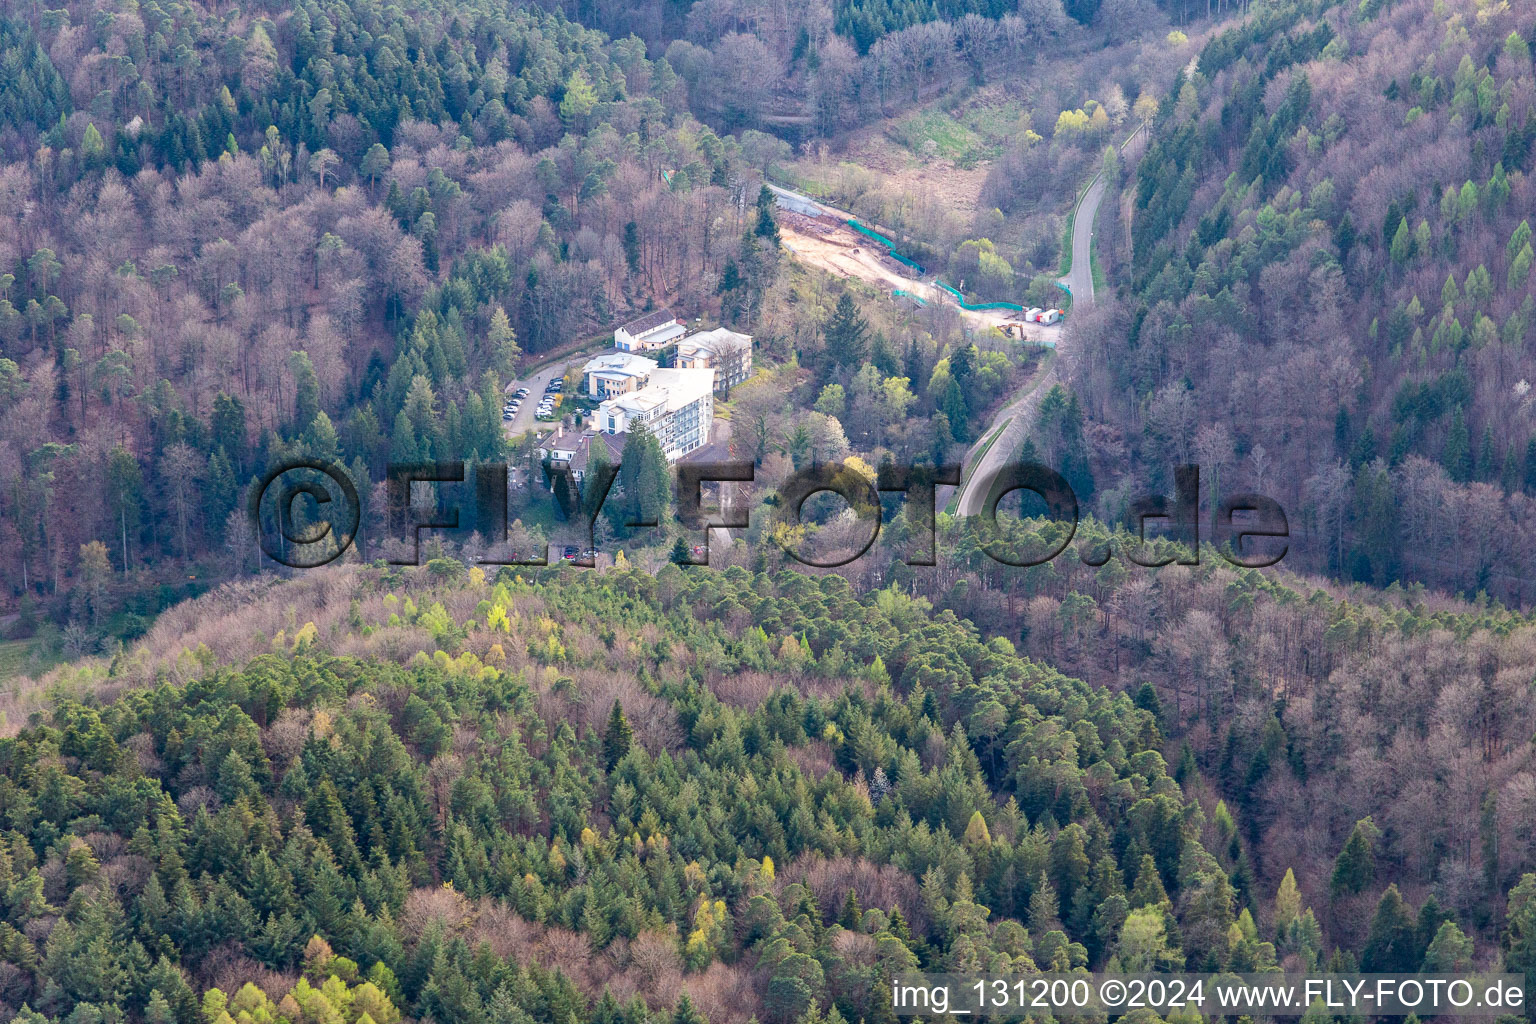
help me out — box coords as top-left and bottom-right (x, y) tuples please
(769, 187), (1061, 343)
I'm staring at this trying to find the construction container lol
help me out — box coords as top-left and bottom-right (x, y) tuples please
(1039, 309), (1061, 325)
(1024, 307), (1043, 322)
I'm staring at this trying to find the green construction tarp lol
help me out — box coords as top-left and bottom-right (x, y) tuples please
(846, 219), (926, 274)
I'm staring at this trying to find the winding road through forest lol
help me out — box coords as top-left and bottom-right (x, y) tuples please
(765, 121), (1143, 519)
(950, 164), (1105, 516)
(952, 121), (1147, 516)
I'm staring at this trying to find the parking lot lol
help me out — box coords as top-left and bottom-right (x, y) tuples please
(501, 363), (574, 436)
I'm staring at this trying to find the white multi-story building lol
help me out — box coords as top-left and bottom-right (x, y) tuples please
(677, 327), (753, 392)
(614, 308), (685, 353)
(596, 367), (715, 460)
(581, 351), (657, 400)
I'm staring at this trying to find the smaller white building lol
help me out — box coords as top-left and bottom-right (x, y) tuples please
(538, 425), (581, 465)
(677, 327), (753, 392)
(614, 308), (685, 353)
(538, 426), (625, 486)
(581, 351), (657, 400)
(597, 367), (715, 461)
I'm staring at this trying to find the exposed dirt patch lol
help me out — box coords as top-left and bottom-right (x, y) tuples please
(775, 209), (1058, 341)
(789, 83), (1044, 217)
(853, 126), (990, 212)
(792, 131), (989, 217)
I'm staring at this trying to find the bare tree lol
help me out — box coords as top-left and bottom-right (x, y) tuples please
(161, 443), (203, 558)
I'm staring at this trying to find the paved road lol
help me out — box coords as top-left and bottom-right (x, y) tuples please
(1059, 172), (1105, 305)
(950, 352), (1061, 516)
(952, 154), (1113, 516)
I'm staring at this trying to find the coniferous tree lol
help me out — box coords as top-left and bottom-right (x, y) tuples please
(823, 294), (868, 369)
(619, 422), (669, 528)
(755, 185), (780, 245)
(1442, 407), (1471, 481)
(623, 221), (642, 275)
(1331, 819), (1378, 898)
(839, 888), (863, 930)
(1362, 884), (1420, 972)
(603, 701), (633, 770)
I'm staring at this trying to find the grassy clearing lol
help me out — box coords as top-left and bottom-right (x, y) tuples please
(888, 110), (983, 164)
(1057, 205), (1076, 276)
(777, 168), (837, 199)
(886, 94), (1026, 168)
(0, 639), (41, 683)
(962, 98), (1029, 145)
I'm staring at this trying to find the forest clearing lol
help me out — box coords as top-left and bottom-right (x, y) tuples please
(775, 200), (1058, 339)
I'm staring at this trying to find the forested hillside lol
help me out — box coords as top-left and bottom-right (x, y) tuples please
(5, 563), (1535, 1024)
(0, 0), (1187, 647)
(0, 0), (786, 633)
(548, 0), (1202, 59)
(10, 0), (1536, 1019)
(680, 488), (1536, 946)
(915, 515), (1536, 945)
(1074, 0), (1536, 600)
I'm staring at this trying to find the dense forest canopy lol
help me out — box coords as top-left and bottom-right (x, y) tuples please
(0, 0), (780, 630)
(5, 0), (1536, 1021)
(3, 562), (1532, 1024)
(1071, 0), (1536, 600)
(0, 0), (1148, 644)
(0, 565), (1187, 1022)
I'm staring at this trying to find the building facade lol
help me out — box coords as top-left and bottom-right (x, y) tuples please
(596, 367), (715, 460)
(676, 327), (753, 391)
(614, 308), (685, 353)
(581, 352), (657, 400)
